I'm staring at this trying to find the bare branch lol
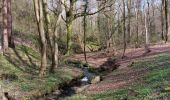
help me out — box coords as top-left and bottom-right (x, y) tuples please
(74, 2), (114, 19)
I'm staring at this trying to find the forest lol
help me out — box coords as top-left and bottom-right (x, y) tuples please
(0, 0), (170, 99)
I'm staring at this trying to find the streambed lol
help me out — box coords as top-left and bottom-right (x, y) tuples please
(45, 67), (97, 100)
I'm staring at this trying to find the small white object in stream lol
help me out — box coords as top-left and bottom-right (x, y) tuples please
(81, 77), (88, 82)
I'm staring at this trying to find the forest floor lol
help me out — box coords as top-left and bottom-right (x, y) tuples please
(71, 43), (170, 69)
(66, 43), (170, 99)
(0, 45), (83, 99)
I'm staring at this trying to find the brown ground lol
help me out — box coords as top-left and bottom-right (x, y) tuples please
(71, 43), (170, 93)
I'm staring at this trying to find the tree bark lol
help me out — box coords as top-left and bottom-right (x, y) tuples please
(127, 0), (131, 43)
(164, 0), (168, 42)
(2, 0), (9, 52)
(135, 3), (139, 47)
(50, 14), (62, 73)
(33, 0), (47, 78)
(161, 0), (164, 40)
(144, 0), (151, 53)
(7, 0), (14, 48)
(42, 0), (59, 73)
(83, 1), (88, 63)
(122, 0), (127, 58)
(66, 22), (73, 55)
(64, 0), (75, 55)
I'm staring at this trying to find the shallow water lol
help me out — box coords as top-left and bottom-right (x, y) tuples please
(45, 67), (94, 100)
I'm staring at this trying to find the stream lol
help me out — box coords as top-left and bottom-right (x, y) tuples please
(44, 67), (96, 100)
(37, 57), (118, 100)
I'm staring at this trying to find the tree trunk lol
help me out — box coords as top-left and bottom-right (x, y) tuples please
(42, 0), (59, 73)
(65, 0), (75, 55)
(7, 0), (14, 48)
(164, 0), (168, 42)
(145, 12), (150, 53)
(39, 0), (47, 78)
(33, 0), (47, 78)
(42, 0), (53, 56)
(135, 7), (139, 47)
(83, 1), (88, 63)
(66, 22), (73, 55)
(144, 1), (151, 53)
(122, 0), (127, 58)
(127, 0), (131, 43)
(51, 40), (58, 73)
(2, 0), (9, 52)
(50, 14), (62, 73)
(161, 1), (164, 40)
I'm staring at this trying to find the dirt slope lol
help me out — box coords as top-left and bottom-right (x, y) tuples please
(71, 43), (170, 93)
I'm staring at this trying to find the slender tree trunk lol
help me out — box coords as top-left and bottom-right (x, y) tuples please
(50, 33), (59, 73)
(135, 7), (139, 47)
(50, 14), (62, 73)
(42, 0), (59, 72)
(144, 1), (151, 53)
(151, 3), (156, 35)
(39, 0), (47, 77)
(164, 0), (168, 42)
(7, 0), (14, 48)
(135, 0), (142, 47)
(145, 12), (149, 45)
(83, 1), (88, 63)
(51, 39), (58, 73)
(33, 0), (47, 78)
(122, 0), (126, 58)
(2, 0), (9, 52)
(161, 1), (164, 40)
(127, 0), (131, 43)
(42, 0), (52, 51)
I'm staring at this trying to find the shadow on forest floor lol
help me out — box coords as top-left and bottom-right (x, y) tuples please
(4, 45), (40, 75)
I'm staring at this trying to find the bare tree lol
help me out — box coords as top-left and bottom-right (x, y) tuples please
(2, 0), (9, 52)
(42, 0), (59, 73)
(144, 0), (151, 53)
(164, 0), (168, 42)
(122, 0), (126, 58)
(134, 0), (140, 47)
(58, 0), (113, 55)
(83, 1), (88, 63)
(33, 0), (47, 77)
(7, 0), (14, 48)
(161, 0), (164, 40)
(47, 0), (63, 73)
(127, 0), (131, 43)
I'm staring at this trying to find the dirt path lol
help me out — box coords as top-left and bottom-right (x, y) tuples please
(71, 43), (170, 93)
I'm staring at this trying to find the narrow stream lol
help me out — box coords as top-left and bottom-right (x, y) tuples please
(44, 67), (95, 100)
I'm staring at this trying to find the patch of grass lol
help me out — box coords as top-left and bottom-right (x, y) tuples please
(66, 54), (170, 99)
(0, 45), (83, 99)
(131, 54), (170, 69)
(64, 94), (87, 100)
(90, 89), (128, 100)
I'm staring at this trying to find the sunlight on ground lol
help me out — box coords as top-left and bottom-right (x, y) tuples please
(65, 54), (170, 100)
